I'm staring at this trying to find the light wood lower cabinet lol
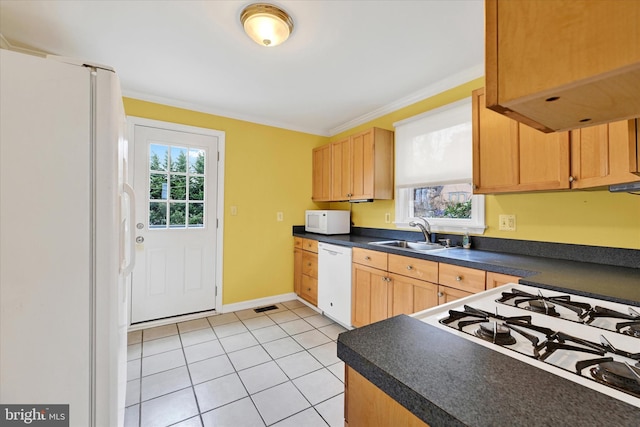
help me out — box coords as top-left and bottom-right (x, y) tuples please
(486, 271), (521, 289)
(352, 263), (390, 328)
(345, 366), (429, 427)
(343, 246), (522, 326)
(390, 273), (438, 317)
(294, 237), (318, 306)
(437, 286), (473, 304)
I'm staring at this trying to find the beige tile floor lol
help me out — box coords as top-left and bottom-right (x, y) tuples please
(125, 300), (347, 427)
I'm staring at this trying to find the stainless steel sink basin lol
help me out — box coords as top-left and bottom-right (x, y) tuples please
(368, 240), (447, 252)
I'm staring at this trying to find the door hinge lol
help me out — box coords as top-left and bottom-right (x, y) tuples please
(217, 151), (220, 162)
(216, 218), (219, 228)
(215, 286), (218, 296)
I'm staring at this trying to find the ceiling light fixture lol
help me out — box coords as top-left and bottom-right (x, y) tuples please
(240, 3), (294, 47)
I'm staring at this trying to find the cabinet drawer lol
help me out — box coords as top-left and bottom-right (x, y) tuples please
(302, 251), (318, 278)
(294, 237), (303, 249)
(438, 263), (486, 293)
(352, 247), (388, 270)
(300, 275), (318, 306)
(388, 254), (438, 283)
(302, 238), (318, 253)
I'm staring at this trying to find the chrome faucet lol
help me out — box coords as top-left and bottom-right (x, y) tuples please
(408, 217), (432, 242)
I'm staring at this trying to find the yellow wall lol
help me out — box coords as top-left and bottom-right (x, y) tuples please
(124, 77), (639, 307)
(123, 98), (329, 305)
(329, 78), (640, 250)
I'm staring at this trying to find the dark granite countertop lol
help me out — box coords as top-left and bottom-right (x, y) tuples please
(337, 315), (640, 427)
(294, 228), (640, 306)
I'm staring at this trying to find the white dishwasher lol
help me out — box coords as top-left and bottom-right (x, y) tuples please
(318, 242), (352, 328)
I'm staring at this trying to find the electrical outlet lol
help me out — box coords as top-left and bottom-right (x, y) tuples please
(230, 206), (238, 216)
(277, 211), (283, 222)
(384, 213), (391, 224)
(499, 214), (516, 231)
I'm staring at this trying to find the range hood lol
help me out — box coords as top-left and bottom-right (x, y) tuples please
(609, 181), (640, 193)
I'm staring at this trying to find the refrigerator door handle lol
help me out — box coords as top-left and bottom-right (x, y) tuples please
(121, 182), (136, 275)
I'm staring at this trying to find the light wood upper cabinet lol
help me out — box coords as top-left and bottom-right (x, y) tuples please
(330, 137), (351, 201)
(319, 127), (394, 202)
(311, 144), (331, 202)
(570, 120), (640, 188)
(485, 0), (640, 133)
(474, 88), (639, 193)
(350, 128), (394, 200)
(473, 88), (571, 193)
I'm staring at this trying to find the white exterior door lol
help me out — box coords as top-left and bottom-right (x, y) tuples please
(131, 123), (220, 323)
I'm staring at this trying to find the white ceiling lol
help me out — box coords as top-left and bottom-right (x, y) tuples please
(0, 0), (484, 136)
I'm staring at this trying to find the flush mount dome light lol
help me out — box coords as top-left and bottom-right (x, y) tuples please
(240, 3), (294, 47)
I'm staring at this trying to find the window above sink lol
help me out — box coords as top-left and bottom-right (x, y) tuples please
(393, 97), (486, 234)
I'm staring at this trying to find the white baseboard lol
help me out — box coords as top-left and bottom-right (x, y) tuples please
(128, 293), (322, 332)
(128, 309), (217, 332)
(221, 292), (298, 313)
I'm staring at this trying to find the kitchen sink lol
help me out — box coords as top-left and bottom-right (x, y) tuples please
(368, 240), (448, 252)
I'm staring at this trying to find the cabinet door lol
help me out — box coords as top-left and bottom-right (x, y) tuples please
(486, 272), (520, 289)
(486, 0), (640, 132)
(345, 367), (429, 427)
(350, 129), (375, 200)
(294, 248), (302, 295)
(312, 144), (331, 201)
(331, 138), (351, 200)
(389, 273), (438, 317)
(300, 274), (318, 306)
(570, 119), (640, 188)
(438, 285), (473, 304)
(473, 88), (570, 193)
(352, 263), (389, 328)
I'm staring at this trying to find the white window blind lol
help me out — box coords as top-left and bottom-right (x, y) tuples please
(394, 97), (472, 188)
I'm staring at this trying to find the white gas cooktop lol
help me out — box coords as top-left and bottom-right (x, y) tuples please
(413, 283), (640, 409)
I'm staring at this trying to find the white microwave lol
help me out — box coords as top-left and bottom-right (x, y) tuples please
(305, 210), (350, 235)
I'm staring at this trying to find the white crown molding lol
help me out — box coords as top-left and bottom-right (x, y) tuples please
(121, 90), (332, 137)
(123, 63), (483, 138)
(328, 63), (484, 136)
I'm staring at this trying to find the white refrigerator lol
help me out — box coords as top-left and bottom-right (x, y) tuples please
(0, 48), (134, 426)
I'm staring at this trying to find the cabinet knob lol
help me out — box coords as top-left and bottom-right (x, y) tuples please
(307, 262), (312, 267)
(364, 256), (371, 261)
(437, 292), (444, 297)
(406, 265), (413, 271)
(456, 276), (462, 281)
(569, 176), (575, 182)
(307, 287), (311, 291)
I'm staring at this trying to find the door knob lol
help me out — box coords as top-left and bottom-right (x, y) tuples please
(136, 236), (144, 244)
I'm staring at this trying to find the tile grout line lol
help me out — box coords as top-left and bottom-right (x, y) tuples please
(127, 302), (347, 427)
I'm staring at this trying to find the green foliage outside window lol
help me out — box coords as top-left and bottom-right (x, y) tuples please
(148, 147), (205, 228)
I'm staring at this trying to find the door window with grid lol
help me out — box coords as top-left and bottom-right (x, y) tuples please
(148, 144), (206, 229)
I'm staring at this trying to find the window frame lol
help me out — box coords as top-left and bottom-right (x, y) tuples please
(393, 97), (486, 235)
(395, 185), (485, 234)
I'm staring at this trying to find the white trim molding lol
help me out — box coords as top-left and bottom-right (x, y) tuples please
(125, 116), (226, 324)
